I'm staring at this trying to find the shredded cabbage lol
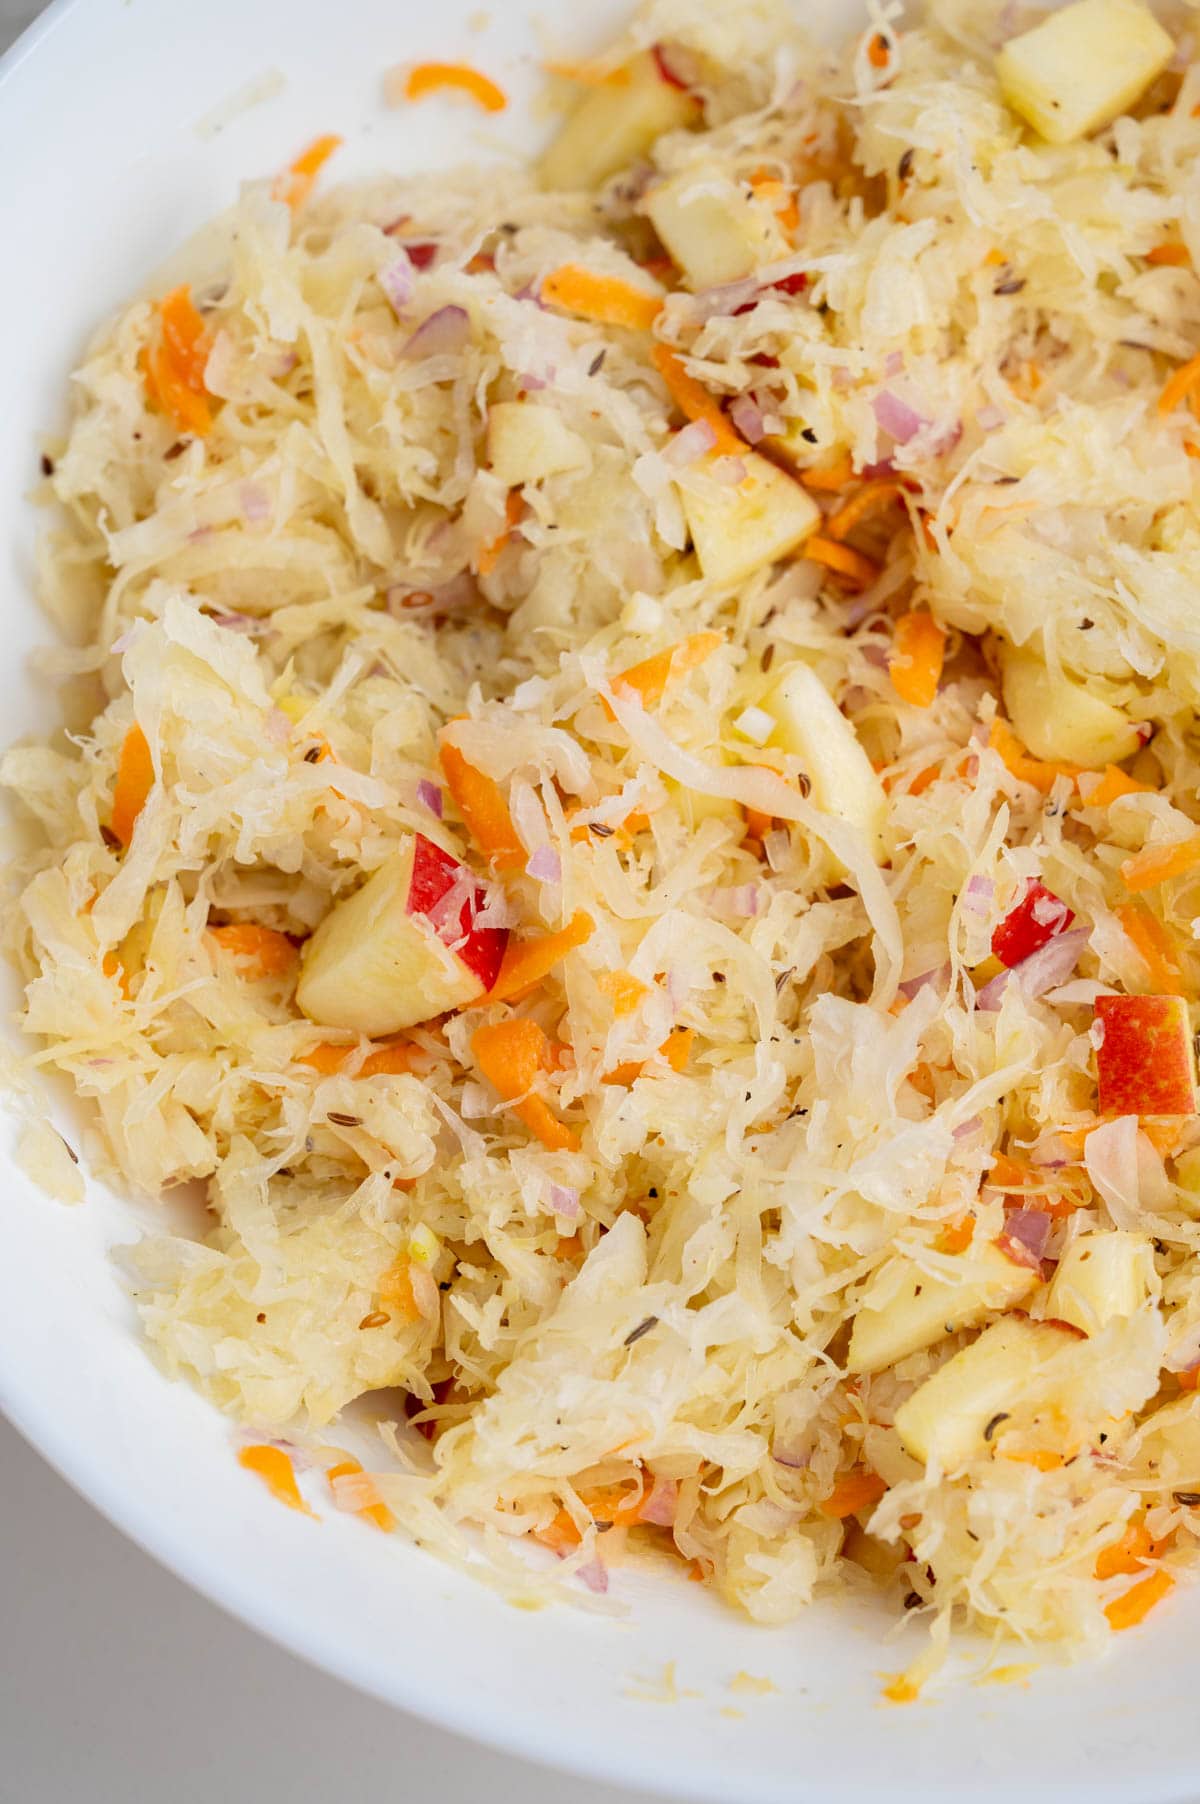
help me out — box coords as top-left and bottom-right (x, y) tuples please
(8, 0), (1200, 1680)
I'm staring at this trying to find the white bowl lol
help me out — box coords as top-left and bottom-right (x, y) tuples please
(1, 3), (1198, 1799)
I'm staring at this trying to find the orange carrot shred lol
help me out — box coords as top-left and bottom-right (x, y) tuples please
(825, 480), (904, 541)
(326, 1456), (396, 1533)
(476, 489), (524, 578)
(889, 611), (946, 709)
(598, 970), (649, 1017)
(650, 345), (746, 457)
(1146, 242), (1191, 267)
(936, 1216), (975, 1255)
(1105, 1568), (1174, 1631)
(273, 133), (343, 212)
(1116, 901), (1184, 995)
(472, 1018), (578, 1151)
(611, 631), (723, 711)
(542, 265), (663, 331)
(298, 1039), (421, 1077)
(438, 736), (525, 871)
(1076, 764), (1153, 807)
(1095, 1521), (1155, 1581)
(208, 924), (299, 979)
(803, 535), (879, 588)
(111, 726), (154, 848)
(799, 453), (854, 491)
(867, 31), (891, 67)
(1121, 833), (1200, 893)
(403, 62), (507, 112)
(1159, 350), (1200, 417)
(238, 1445), (316, 1517)
(490, 912), (594, 1001)
(542, 56), (632, 87)
(141, 285), (214, 437)
(988, 719), (1080, 795)
(819, 1469), (886, 1519)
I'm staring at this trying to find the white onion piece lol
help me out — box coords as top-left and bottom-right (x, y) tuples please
(662, 419), (717, 468)
(379, 251), (416, 315)
(729, 393), (766, 443)
(872, 389), (924, 444)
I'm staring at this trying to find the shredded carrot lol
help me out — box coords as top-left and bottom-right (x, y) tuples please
(825, 480), (904, 541)
(542, 265), (663, 331)
(208, 924), (299, 979)
(605, 1026), (694, 1087)
(1076, 764), (1153, 807)
(1121, 833), (1200, 892)
(141, 284), (213, 436)
(490, 911), (594, 1001)
(299, 1039), (421, 1077)
(1104, 1568), (1174, 1631)
(403, 62), (507, 112)
(238, 1444), (316, 1517)
(1159, 350), (1200, 416)
(1000, 1448), (1064, 1472)
(889, 611), (946, 708)
(799, 452), (854, 492)
(820, 1469), (886, 1519)
(598, 970), (649, 1016)
(1179, 1364), (1200, 1392)
(748, 167), (800, 238)
(438, 736), (524, 871)
(326, 1456), (396, 1533)
(1141, 1117), (1189, 1158)
(988, 719), (1080, 795)
(867, 31), (891, 67)
(988, 1151), (1037, 1190)
(1186, 439), (1200, 461)
(111, 725), (154, 848)
(476, 488), (524, 577)
(802, 535), (879, 588)
(1116, 901), (1184, 995)
(984, 247), (1008, 267)
(1146, 242), (1191, 267)
(272, 133), (343, 212)
(611, 632), (723, 712)
(935, 1216), (975, 1255)
(1095, 1520), (1155, 1580)
(472, 1018), (578, 1151)
(650, 345), (745, 457)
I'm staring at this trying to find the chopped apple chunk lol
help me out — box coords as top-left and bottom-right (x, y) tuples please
(487, 402), (588, 486)
(848, 1241), (1038, 1376)
(644, 164), (789, 289)
(297, 832), (507, 1036)
(894, 1318), (1076, 1468)
(1094, 993), (1196, 1117)
(762, 659), (887, 858)
(1000, 644), (1140, 767)
(677, 452), (819, 588)
(539, 51), (699, 192)
(996, 0), (1173, 144)
(1046, 1231), (1155, 1335)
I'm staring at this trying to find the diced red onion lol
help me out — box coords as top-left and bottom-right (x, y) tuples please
(860, 455), (897, 479)
(772, 1443), (811, 1469)
(239, 481), (271, 524)
(399, 305), (470, 361)
(548, 1183), (581, 1220)
(953, 1115), (982, 1141)
(663, 419), (717, 467)
(211, 610), (260, 634)
(526, 844), (562, 883)
(416, 779), (443, 818)
(884, 350), (905, 377)
(379, 251), (416, 315)
(722, 884), (760, 918)
(265, 706), (292, 746)
(872, 389), (924, 444)
(899, 964), (948, 999)
(999, 1208), (1051, 1266)
(652, 40), (701, 91)
(681, 277), (761, 323)
(962, 873), (995, 916)
(729, 394), (766, 444)
(519, 371), (548, 391)
(976, 927), (1089, 1011)
(402, 239), (439, 269)
(576, 1556), (608, 1593)
(639, 1476), (678, 1527)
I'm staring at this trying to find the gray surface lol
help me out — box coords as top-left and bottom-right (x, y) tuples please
(0, 2), (648, 1798)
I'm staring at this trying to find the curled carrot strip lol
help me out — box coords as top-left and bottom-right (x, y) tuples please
(438, 735), (525, 871)
(1121, 834), (1200, 892)
(988, 719), (1080, 795)
(490, 912), (594, 1001)
(140, 286), (213, 436)
(542, 265), (663, 330)
(238, 1445), (316, 1517)
(1104, 1568), (1174, 1631)
(1159, 350), (1200, 417)
(273, 133), (343, 212)
(819, 1468), (886, 1519)
(1146, 242), (1191, 267)
(1116, 901), (1184, 995)
(326, 1456), (396, 1533)
(208, 924), (299, 979)
(1095, 1521), (1156, 1581)
(651, 345), (745, 458)
(802, 535), (879, 588)
(298, 1039), (421, 1077)
(825, 480), (904, 541)
(404, 62), (507, 112)
(611, 631), (723, 711)
(472, 1018), (579, 1150)
(799, 453), (855, 492)
(476, 489), (524, 578)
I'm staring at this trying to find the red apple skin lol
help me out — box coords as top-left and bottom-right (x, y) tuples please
(991, 879), (1074, 969)
(406, 834), (508, 992)
(1094, 993), (1196, 1117)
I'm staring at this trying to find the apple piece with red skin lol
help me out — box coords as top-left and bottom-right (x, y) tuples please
(1094, 993), (1196, 1118)
(991, 878), (1074, 969)
(297, 832), (507, 1036)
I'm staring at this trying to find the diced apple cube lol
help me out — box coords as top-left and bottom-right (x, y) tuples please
(487, 402), (589, 487)
(996, 0), (1173, 143)
(848, 1241), (1039, 1376)
(297, 833), (507, 1036)
(894, 1317), (1075, 1468)
(1094, 993), (1196, 1117)
(1046, 1230), (1155, 1335)
(678, 452), (819, 589)
(539, 51), (699, 192)
(644, 165), (789, 290)
(762, 659), (887, 859)
(1000, 644), (1141, 767)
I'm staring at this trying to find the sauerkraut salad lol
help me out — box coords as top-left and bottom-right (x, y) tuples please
(10, 0), (1200, 1682)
